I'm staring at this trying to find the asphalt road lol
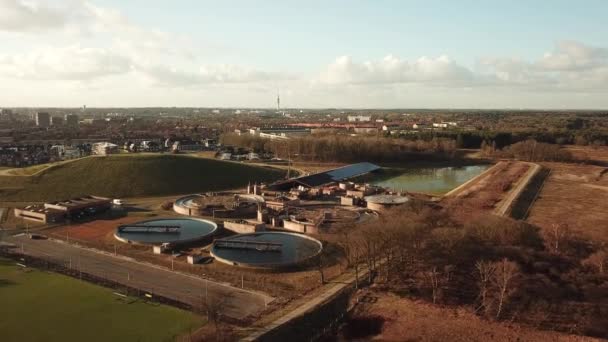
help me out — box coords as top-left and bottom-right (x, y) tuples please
(5, 235), (272, 321)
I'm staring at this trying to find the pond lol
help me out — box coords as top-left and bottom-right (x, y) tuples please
(366, 164), (490, 194)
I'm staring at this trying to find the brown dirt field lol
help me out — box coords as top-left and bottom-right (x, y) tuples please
(48, 216), (144, 242)
(338, 291), (601, 342)
(565, 146), (608, 164)
(527, 162), (608, 244)
(442, 161), (531, 222)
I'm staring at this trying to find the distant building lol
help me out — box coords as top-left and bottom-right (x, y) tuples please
(347, 115), (371, 122)
(65, 114), (79, 126)
(0, 109), (14, 120)
(249, 127), (311, 140)
(14, 195), (112, 223)
(353, 126), (378, 134)
(412, 123), (430, 130)
(50, 145), (81, 160)
(203, 138), (217, 148)
(382, 124), (406, 132)
(92, 142), (119, 155)
(51, 116), (64, 126)
(432, 122), (458, 129)
(36, 112), (51, 128)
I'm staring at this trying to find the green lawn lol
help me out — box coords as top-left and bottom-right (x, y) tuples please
(0, 258), (203, 342)
(0, 154), (284, 201)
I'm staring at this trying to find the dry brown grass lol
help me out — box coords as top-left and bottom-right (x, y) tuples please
(565, 146), (608, 164)
(443, 161), (530, 222)
(527, 162), (608, 244)
(339, 291), (601, 342)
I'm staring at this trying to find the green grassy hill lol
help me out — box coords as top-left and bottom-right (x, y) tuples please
(0, 154), (284, 202)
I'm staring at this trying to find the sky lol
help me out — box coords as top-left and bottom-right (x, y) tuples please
(0, 0), (607, 109)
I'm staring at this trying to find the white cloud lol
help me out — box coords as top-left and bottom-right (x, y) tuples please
(317, 41), (608, 92)
(318, 55), (473, 85)
(0, 0), (67, 32)
(0, 1), (606, 107)
(536, 40), (608, 71)
(478, 41), (608, 91)
(0, 45), (132, 80)
(136, 63), (295, 86)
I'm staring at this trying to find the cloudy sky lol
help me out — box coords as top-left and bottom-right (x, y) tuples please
(1, 0), (607, 109)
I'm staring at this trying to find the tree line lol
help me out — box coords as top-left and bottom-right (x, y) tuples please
(331, 205), (608, 337)
(481, 139), (573, 162)
(221, 134), (457, 163)
(393, 129), (608, 149)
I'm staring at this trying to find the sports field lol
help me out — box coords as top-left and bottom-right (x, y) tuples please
(0, 258), (203, 342)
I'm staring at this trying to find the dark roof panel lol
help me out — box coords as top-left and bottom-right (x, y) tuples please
(270, 162), (381, 189)
(325, 162), (381, 181)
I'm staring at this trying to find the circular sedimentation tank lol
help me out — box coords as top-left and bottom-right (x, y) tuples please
(210, 232), (323, 269)
(173, 193), (264, 216)
(364, 194), (410, 211)
(114, 217), (218, 245)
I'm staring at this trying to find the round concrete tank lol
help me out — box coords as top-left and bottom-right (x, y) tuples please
(364, 194), (410, 212)
(210, 232), (322, 269)
(114, 217), (218, 245)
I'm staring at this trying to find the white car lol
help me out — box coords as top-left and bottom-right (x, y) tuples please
(112, 199), (124, 206)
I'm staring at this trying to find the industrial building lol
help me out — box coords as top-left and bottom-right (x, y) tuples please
(92, 142), (119, 155)
(270, 162), (381, 190)
(249, 126), (311, 140)
(51, 116), (64, 126)
(15, 195), (112, 223)
(36, 112), (51, 128)
(65, 114), (79, 126)
(347, 115), (371, 122)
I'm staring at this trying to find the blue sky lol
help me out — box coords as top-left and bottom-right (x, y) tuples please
(1, 0), (607, 108)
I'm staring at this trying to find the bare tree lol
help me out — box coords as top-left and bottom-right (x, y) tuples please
(425, 267), (441, 304)
(543, 223), (570, 253)
(317, 250), (325, 285)
(423, 265), (453, 304)
(475, 260), (496, 315)
(491, 258), (519, 319)
(582, 250), (607, 274)
(207, 295), (227, 341)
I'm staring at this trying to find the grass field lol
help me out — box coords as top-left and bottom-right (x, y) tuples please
(0, 154), (284, 202)
(0, 258), (202, 342)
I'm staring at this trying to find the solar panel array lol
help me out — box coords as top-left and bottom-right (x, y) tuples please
(325, 162), (381, 181)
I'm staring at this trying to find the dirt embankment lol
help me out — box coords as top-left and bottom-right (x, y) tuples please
(441, 161), (532, 222)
